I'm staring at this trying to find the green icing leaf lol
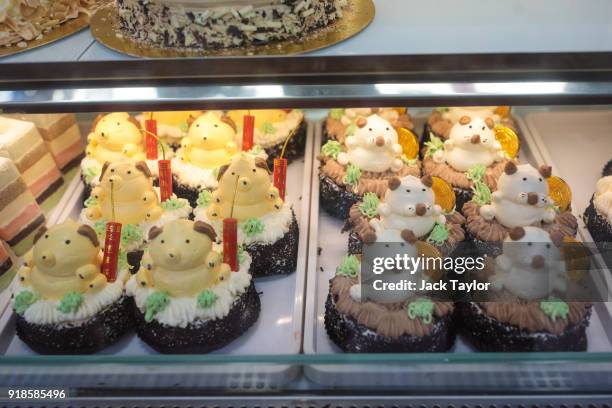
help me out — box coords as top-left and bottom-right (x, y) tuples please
(407, 298), (434, 324)
(14, 291), (37, 314)
(540, 299), (570, 322)
(197, 190), (213, 208)
(57, 291), (84, 314)
(336, 255), (360, 278)
(161, 196), (185, 211)
(84, 167), (99, 184)
(93, 221), (106, 237)
(261, 122), (275, 135)
(197, 289), (219, 309)
(343, 164), (361, 187)
(346, 122), (357, 137)
(121, 224), (143, 246)
(178, 121), (189, 133)
(242, 218), (265, 237)
(118, 249), (129, 271)
(212, 167), (220, 179)
(248, 145), (263, 156)
(359, 193), (380, 218)
(425, 133), (444, 157)
(145, 291), (170, 322)
(329, 108), (345, 120)
(435, 107), (449, 113)
(467, 164), (492, 205)
(427, 223), (450, 246)
(84, 195), (98, 208)
(401, 155), (418, 166)
(321, 140), (341, 160)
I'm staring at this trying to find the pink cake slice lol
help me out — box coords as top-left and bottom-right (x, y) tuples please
(0, 116), (64, 203)
(9, 114), (85, 172)
(0, 157), (46, 255)
(0, 240), (13, 278)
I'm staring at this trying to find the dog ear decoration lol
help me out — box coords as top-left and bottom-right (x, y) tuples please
(504, 161), (518, 175)
(220, 115), (237, 133)
(459, 115), (471, 125)
(127, 116), (142, 130)
(194, 221), (217, 242)
(217, 164), (230, 181)
(77, 225), (99, 247)
(33, 226), (48, 244)
(388, 177), (401, 191)
(134, 161), (152, 178)
(485, 117), (495, 129)
(255, 157), (271, 173)
(91, 113), (105, 130)
(420, 175), (433, 188)
(539, 165), (552, 179)
(509, 226), (526, 241)
(148, 226), (164, 241)
(549, 230), (565, 248)
(99, 161), (111, 181)
(356, 117), (368, 128)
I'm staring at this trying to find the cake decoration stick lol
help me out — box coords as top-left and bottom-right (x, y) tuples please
(242, 110), (255, 152)
(223, 176), (240, 272)
(142, 125), (173, 202)
(101, 182), (121, 282)
(274, 125), (298, 201)
(144, 113), (158, 160)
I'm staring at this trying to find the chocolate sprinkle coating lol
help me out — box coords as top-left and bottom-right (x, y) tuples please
(263, 120), (307, 169)
(584, 197), (612, 267)
(245, 211), (299, 277)
(319, 174), (361, 221)
(15, 296), (134, 354)
(172, 177), (210, 208)
(324, 291), (456, 353)
(133, 281), (260, 354)
(127, 250), (144, 275)
(455, 301), (591, 352)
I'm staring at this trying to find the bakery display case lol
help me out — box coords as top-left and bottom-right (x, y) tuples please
(2, 1), (612, 406)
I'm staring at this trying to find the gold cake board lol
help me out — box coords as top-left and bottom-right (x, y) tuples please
(90, 0), (375, 58)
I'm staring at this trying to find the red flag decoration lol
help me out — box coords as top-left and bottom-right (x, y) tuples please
(242, 114), (255, 151)
(101, 222), (122, 282)
(144, 119), (158, 160)
(158, 159), (173, 202)
(273, 158), (288, 201)
(223, 218), (238, 272)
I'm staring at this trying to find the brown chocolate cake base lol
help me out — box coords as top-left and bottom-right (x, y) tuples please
(172, 176), (210, 209)
(245, 211), (299, 277)
(15, 296), (133, 354)
(455, 302), (591, 352)
(263, 120), (307, 170)
(324, 292), (455, 353)
(133, 282), (260, 354)
(319, 175), (361, 220)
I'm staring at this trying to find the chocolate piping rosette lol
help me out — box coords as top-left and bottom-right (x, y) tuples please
(325, 253), (455, 353)
(345, 175), (465, 257)
(462, 162), (578, 257)
(194, 153), (298, 277)
(127, 219), (260, 354)
(324, 108), (414, 144)
(422, 114), (518, 210)
(11, 221), (133, 354)
(457, 226), (592, 352)
(319, 113), (421, 220)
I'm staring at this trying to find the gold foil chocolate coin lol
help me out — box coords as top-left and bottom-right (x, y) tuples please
(547, 176), (572, 212)
(494, 125), (520, 159)
(431, 176), (456, 213)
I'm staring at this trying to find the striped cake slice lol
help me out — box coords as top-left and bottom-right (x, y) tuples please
(0, 116), (64, 203)
(0, 157), (46, 256)
(0, 240), (16, 290)
(8, 114), (85, 172)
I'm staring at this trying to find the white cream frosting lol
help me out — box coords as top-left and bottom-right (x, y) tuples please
(126, 252), (252, 328)
(490, 226), (567, 300)
(480, 164), (556, 228)
(11, 269), (129, 326)
(442, 106), (501, 124)
(172, 148), (268, 190)
(195, 202), (293, 245)
(594, 176), (612, 223)
(433, 116), (504, 172)
(337, 114), (404, 173)
(371, 176), (445, 239)
(79, 193), (193, 252)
